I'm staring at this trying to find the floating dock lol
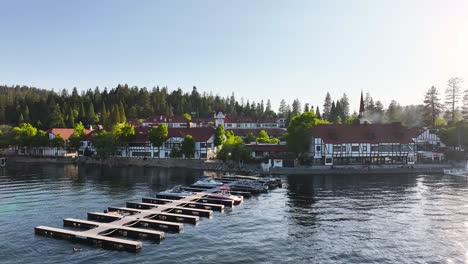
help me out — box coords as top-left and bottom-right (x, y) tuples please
(35, 175), (282, 252)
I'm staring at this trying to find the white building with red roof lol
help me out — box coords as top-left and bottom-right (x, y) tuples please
(309, 123), (418, 165)
(81, 127), (216, 159)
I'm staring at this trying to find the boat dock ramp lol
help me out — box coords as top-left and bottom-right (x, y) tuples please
(35, 175), (282, 252)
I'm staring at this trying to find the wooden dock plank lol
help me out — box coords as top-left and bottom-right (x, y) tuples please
(34, 226), (143, 253)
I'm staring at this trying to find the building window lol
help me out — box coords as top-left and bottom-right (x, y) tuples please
(200, 142), (207, 148)
(325, 157), (333, 164)
(371, 145), (378, 152)
(333, 145), (342, 152)
(316, 146), (321, 152)
(351, 145), (359, 152)
(362, 145), (367, 152)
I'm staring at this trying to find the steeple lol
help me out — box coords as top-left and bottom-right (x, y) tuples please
(358, 91), (365, 117)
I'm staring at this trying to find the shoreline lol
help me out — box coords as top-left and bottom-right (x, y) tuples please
(6, 156), (452, 175)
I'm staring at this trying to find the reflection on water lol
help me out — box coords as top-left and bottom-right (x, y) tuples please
(2, 164), (468, 263)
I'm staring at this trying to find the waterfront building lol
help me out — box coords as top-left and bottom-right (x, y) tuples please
(246, 143), (296, 168)
(309, 123), (418, 165)
(80, 127), (216, 160)
(215, 112), (286, 129)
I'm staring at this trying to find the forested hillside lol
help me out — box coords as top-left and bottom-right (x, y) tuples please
(0, 84), (276, 129)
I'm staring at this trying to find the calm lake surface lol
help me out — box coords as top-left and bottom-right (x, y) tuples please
(1, 163), (468, 263)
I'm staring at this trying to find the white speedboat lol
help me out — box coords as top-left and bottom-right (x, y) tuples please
(157, 186), (194, 198)
(444, 161), (468, 177)
(191, 179), (224, 188)
(205, 190), (243, 205)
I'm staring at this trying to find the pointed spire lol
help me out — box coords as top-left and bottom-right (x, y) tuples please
(358, 91), (365, 117)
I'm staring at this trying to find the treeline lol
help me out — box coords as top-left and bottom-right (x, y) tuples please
(0, 84), (277, 129)
(2, 77), (467, 130)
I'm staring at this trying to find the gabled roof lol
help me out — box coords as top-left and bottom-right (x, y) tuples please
(168, 127), (215, 142)
(50, 128), (92, 140)
(144, 115), (189, 123)
(311, 123), (418, 144)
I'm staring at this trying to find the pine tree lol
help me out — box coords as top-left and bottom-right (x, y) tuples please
(323, 92), (332, 120)
(79, 102), (86, 123)
(316, 106), (321, 119)
(339, 93), (350, 121)
(110, 105), (121, 125)
(292, 99), (301, 115)
(424, 86), (443, 126)
(463, 89), (468, 121)
(385, 100), (402, 123)
(329, 101), (337, 123)
(86, 103), (96, 126)
(304, 103), (310, 113)
(445, 77), (463, 123)
(119, 102), (126, 123)
(335, 101), (342, 124)
(278, 99), (287, 117)
(23, 105), (30, 123)
(50, 103), (65, 127)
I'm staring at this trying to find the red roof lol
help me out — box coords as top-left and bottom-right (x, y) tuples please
(168, 127), (215, 142)
(144, 115), (189, 123)
(311, 124), (418, 144)
(50, 128), (92, 140)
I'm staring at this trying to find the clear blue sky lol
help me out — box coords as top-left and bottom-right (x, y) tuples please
(1, 0), (468, 112)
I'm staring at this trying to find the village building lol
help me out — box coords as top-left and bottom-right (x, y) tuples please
(140, 115), (192, 128)
(412, 127), (445, 163)
(80, 127), (216, 160)
(309, 123), (418, 166)
(246, 143), (296, 168)
(214, 112), (286, 129)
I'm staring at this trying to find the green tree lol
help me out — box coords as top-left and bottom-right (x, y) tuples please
(32, 130), (49, 147)
(112, 122), (135, 146)
(51, 134), (65, 148)
(183, 113), (192, 121)
(423, 86), (443, 127)
(217, 131), (251, 163)
(256, 130), (280, 144)
(245, 132), (256, 143)
(385, 100), (402, 123)
(214, 125), (226, 147)
(93, 131), (117, 158)
(181, 134), (196, 158)
(149, 124), (168, 155)
(49, 103), (65, 128)
(445, 77), (463, 124)
(69, 122), (86, 152)
(12, 123), (38, 147)
(323, 92), (332, 120)
(118, 102), (126, 123)
(86, 103), (96, 126)
(286, 112), (328, 158)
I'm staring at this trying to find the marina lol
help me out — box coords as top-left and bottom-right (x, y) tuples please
(34, 174), (282, 252)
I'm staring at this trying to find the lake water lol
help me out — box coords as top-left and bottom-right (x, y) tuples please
(1, 163), (468, 263)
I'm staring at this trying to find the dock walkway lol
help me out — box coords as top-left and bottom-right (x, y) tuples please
(35, 175), (281, 252)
